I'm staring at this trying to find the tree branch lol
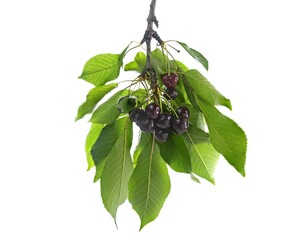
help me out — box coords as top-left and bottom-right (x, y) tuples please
(147, 0), (158, 30)
(141, 0), (163, 102)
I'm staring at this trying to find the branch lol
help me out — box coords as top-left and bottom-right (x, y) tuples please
(147, 0), (158, 30)
(141, 0), (163, 103)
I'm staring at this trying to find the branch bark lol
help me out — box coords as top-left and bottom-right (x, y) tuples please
(141, 0), (163, 103)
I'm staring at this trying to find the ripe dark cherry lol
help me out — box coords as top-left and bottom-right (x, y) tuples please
(162, 73), (178, 89)
(156, 113), (173, 129)
(129, 108), (145, 122)
(164, 88), (178, 100)
(176, 106), (190, 119)
(145, 103), (161, 120)
(171, 117), (189, 135)
(137, 117), (155, 132)
(154, 129), (170, 143)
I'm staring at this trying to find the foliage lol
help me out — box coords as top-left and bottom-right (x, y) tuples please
(76, 5), (247, 230)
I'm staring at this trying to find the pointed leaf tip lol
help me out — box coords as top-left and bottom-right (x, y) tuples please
(197, 98), (247, 176)
(75, 83), (118, 121)
(100, 120), (133, 221)
(79, 53), (121, 86)
(183, 69), (232, 110)
(129, 140), (170, 229)
(177, 41), (209, 71)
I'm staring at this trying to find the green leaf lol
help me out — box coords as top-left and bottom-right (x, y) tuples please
(119, 43), (132, 65)
(91, 117), (128, 181)
(117, 96), (137, 113)
(133, 132), (151, 166)
(177, 41), (209, 71)
(181, 74), (200, 111)
(197, 98), (247, 176)
(174, 84), (189, 104)
(132, 88), (147, 103)
(101, 119), (133, 221)
(184, 125), (210, 144)
(158, 135), (192, 173)
(90, 90), (128, 124)
(85, 124), (103, 171)
(75, 83), (118, 121)
(129, 138), (170, 230)
(170, 60), (189, 72)
(150, 48), (168, 75)
(124, 61), (139, 72)
(79, 54), (121, 86)
(124, 52), (146, 73)
(184, 132), (219, 184)
(187, 104), (205, 130)
(184, 70), (232, 110)
(134, 52), (146, 73)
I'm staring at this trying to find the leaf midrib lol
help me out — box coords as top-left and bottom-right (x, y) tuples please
(186, 131), (212, 179)
(142, 136), (155, 220)
(183, 71), (221, 103)
(81, 64), (120, 77)
(116, 122), (129, 208)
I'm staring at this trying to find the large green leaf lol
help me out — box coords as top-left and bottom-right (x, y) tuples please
(197, 98), (247, 176)
(101, 120), (133, 221)
(133, 132), (151, 166)
(158, 135), (192, 173)
(184, 131), (219, 184)
(79, 54), (122, 86)
(177, 41), (209, 71)
(91, 117), (128, 181)
(75, 84), (118, 121)
(90, 90), (128, 124)
(85, 124), (103, 171)
(129, 139), (170, 230)
(184, 70), (232, 110)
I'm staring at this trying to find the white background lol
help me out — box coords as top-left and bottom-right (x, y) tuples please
(1, 0), (292, 239)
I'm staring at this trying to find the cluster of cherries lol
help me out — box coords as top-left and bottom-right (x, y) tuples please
(129, 104), (189, 142)
(128, 73), (189, 142)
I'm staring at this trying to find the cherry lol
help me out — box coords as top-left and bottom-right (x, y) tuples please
(129, 108), (145, 122)
(145, 103), (161, 120)
(164, 88), (178, 100)
(176, 106), (190, 119)
(137, 117), (155, 132)
(162, 73), (178, 89)
(156, 113), (173, 129)
(171, 117), (189, 135)
(154, 129), (170, 143)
